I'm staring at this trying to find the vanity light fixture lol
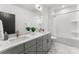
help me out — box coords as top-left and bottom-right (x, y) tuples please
(35, 4), (42, 11)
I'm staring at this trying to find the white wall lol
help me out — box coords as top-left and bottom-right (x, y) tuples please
(0, 4), (39, 34)
(76, 5), (79, 40)
(55, 11), (76, 39)
(49, 5), (77, 39)
(41, 7), (49, 31)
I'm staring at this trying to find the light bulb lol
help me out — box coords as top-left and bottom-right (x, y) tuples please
(35, 4), (42, 11)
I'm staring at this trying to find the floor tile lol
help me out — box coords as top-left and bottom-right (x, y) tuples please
(48, 41), (79, 54)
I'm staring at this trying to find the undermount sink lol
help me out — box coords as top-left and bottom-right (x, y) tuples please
(9, 35), (30, 43)
(0, 35), (30, 47)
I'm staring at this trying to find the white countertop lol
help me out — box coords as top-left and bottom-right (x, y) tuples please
(0, 32), (50, 53)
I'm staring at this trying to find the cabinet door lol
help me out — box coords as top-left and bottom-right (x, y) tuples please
(47, 33), (52, 51)
(27, 45), (37, 54)
(36, 44), (43, 54)
(36, 37), (43, 54)
(25, 39), (36, 54)
(26, 39), (36, 48)
(42, 35), (48, 53)
(0, 44), (24, 54)
(24, 43), (28, 54)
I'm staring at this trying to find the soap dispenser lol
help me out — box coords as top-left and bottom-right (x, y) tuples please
(4, 32), (8, 40)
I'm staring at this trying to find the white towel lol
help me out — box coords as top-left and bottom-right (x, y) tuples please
(0, 20), (4, 40)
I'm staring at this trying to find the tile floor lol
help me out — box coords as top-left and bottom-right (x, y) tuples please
(48, 41), (79, 54)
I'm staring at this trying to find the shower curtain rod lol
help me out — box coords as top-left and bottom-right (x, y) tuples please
(56, 10), (79, 16)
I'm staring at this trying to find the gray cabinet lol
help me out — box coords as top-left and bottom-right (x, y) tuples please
(27, 39), (36, 48)
(42, 35), (48, 53)
(27, 45), (37, 54)
(25, 37), (43, 54)
(0, 33), (51, 54)
(42, 33), (52, 53)
(36, 37), (43, 54)
(47, 33), (52, 51)
(25, 39), (36, 54)
(0, 44), (24, 54)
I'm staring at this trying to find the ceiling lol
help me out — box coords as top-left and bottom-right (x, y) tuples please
(14, 4), (76, 12)
(14, 4), (38, 12)
(42, 4), (76, 10)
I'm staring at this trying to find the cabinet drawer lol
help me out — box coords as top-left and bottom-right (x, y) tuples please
(37, 40), (42, 46)
(1, 44), (24, 54)
(37, 47), (43, 54)
(36, 37), (42, 43)
(25, 48), (28, 54)
(27, 45), (36, 52)
(37, 44), (42, 52)
(26, 39), (36, 48)
(27, 45), (37, 54)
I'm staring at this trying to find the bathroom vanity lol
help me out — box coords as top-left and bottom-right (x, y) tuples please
(0, 32), (52, 54)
